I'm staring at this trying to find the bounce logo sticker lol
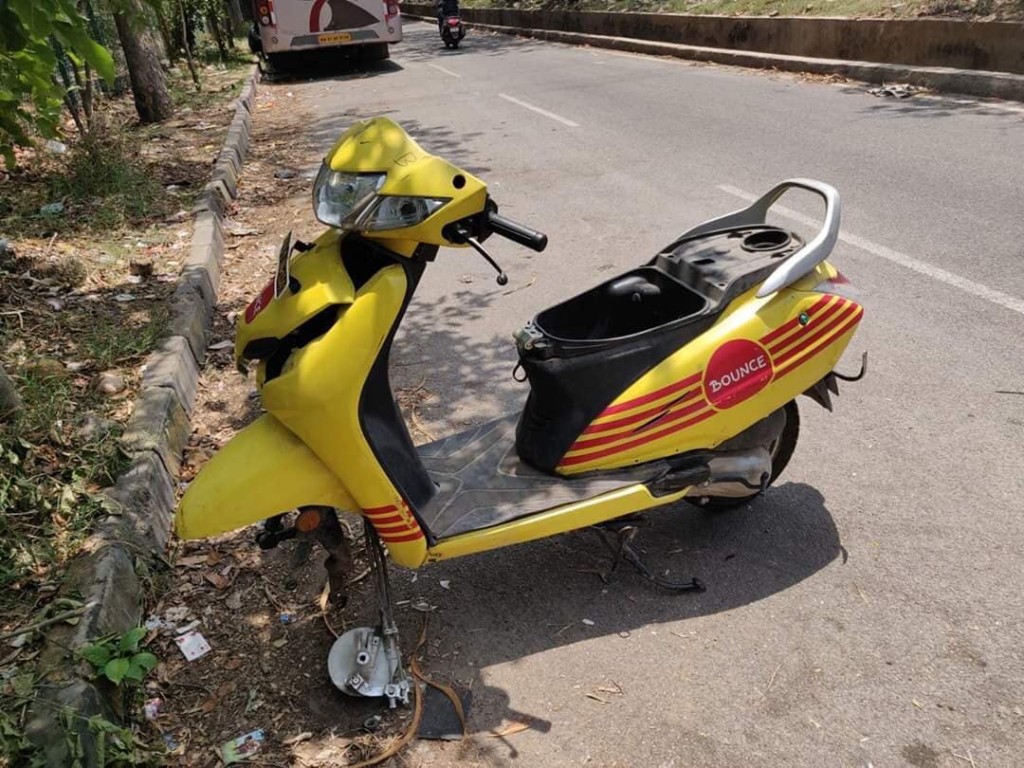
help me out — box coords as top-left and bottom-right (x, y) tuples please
(703, 338), (774, 409)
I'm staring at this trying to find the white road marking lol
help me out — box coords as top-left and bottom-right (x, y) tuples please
(427, 62), (462, 79)
(719, 184), (1024, 318)
(498, 93), (579, 127)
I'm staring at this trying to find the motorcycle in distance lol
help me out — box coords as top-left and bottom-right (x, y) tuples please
(176, 117), (867, 708)
(437, 0), (465, 48)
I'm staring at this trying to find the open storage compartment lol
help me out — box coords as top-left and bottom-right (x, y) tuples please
(534, 267), (708, 344)
(516, 266), (714, 473)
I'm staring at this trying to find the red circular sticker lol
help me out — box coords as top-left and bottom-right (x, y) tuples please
(703, 339), (774, 409)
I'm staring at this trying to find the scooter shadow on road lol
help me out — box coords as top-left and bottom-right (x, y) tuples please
(390, 482), (840, 762)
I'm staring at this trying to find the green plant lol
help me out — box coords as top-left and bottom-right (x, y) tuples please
(86, 714), (164, 766)
(82, 304), (169, 368)
(0, 0), (115, 166)
(78, 628), (158, 686)
(47, 134), (167, 230)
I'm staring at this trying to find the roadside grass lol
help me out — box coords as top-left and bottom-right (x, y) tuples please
(0, 55), (251, 765)
(464, 0), (1024, 19)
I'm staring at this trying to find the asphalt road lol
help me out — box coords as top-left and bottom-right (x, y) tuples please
(283, 22), (1024, 767)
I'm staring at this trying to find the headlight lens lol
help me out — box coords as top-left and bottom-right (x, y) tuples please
(362, 196), (448, 231)
(313, 167), (386, 227)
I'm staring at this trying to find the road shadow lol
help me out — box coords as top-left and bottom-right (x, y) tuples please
(367, 480), (841, 764)
(260, 54), (404, 84)
(841, 86), (1024, 121)
(303, 107), (495, 182)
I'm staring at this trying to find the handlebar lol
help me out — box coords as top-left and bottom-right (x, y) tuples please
(487, 211), (548, 252)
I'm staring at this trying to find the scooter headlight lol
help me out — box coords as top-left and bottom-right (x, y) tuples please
(361, 196), (448, 231)
(313, 166), (386, 228)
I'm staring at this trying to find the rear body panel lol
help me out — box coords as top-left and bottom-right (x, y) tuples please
(558, 266), (863, 474)
(255, 0), (402, 54)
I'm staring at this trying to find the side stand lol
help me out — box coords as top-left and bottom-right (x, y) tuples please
(591, 520), (705, 593)
(327, 520), (411, 708)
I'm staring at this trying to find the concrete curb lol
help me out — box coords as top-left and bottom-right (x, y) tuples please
(25, 65), (263, 766)
(404, 13), (1024, 101)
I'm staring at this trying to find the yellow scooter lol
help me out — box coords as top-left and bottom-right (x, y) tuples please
(176, 117), (865, 705)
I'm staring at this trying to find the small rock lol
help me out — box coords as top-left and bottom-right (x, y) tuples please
(44, 298), (64, 311)
(274, 168), (298, 180)
(582, 618), (595, 626)
(39, 202), (65, 216)
(113, 293), (136, 302)
(768, 8), (779, 14)
(130, 260), (154, 278)
(44, 140), (68, 154)
(94, 371), (126, 396)
(73, 413), (118, 441)
(28, 358), (69, 379)
(65, 361), (87, 373)
(0, 238), (12, 259)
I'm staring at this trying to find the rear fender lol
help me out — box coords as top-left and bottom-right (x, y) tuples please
(176, 415), (355, 540)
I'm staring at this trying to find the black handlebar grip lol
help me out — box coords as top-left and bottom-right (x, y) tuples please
(488, 211), (548, 252)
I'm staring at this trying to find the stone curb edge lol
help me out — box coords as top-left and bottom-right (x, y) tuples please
(25, 65), (263, 764)
(405, 14), (1024, 102)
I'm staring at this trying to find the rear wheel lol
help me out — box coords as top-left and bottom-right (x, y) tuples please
(451, 39), (460, 49)
(696, 400), (800, 511)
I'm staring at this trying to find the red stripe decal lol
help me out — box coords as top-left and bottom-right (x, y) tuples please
(561, 408), (715, 467)
(582, 387), (703, 435)
(364, 504), (398, 515)
(309, 0), (327, 32)
(373, 520), (415, 532)
(760, 295), (834, 346)
(769, 298), (847, 355)
(774, 309), (863, 379)
(572, 398), (708, 451)
(380, 531), (424, 544)
(366, 514), (403, 525)
(599, 373), (702, 418)
(773, 303), (859, 367)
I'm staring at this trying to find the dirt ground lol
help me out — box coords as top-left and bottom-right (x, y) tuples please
(147, 74), (479, 768)
(0, 63), (249, 666)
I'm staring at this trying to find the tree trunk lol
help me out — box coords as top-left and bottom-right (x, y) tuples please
(154, 2), (179, 63)
(114, 0), (174, 123)
(225, 0), (247, 30)
(207, 10), (229, 61)
(0, 364), (21, 421)
(178, 0), (202, 90)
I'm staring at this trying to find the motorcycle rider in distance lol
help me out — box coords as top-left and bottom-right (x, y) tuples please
(437, 0), (460, 32)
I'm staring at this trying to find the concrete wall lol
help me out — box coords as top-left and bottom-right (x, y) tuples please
(405, 5), (1024, 74)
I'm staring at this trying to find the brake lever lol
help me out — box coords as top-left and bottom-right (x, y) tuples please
(465, 236), (508, 286)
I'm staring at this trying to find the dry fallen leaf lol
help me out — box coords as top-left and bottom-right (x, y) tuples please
(225, 658), (243, 670)
(204, 572), (229, 590)
(176, 555), (208, 568)
(490, 721), (530, 737)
